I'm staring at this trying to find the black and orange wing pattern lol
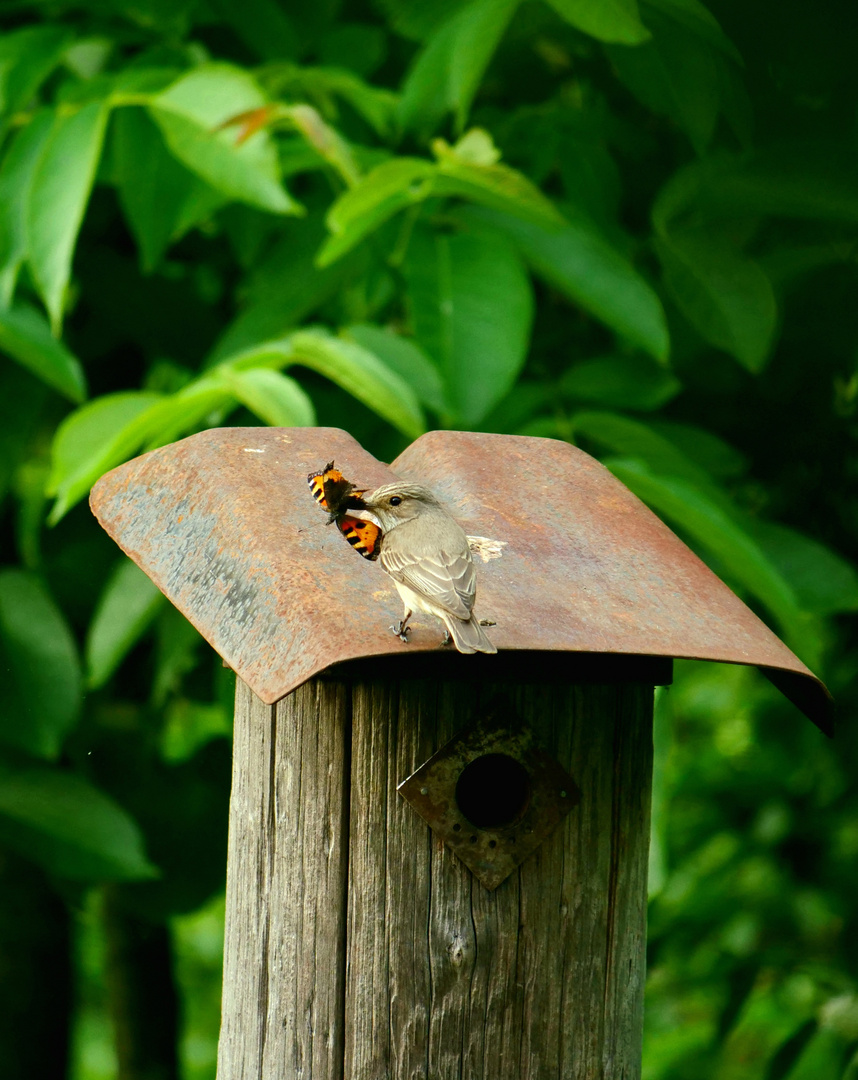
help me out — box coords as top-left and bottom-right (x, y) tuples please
(307, 462), (383, 560)
(307, 461), (354, 521)
(335, 513), (383, 559)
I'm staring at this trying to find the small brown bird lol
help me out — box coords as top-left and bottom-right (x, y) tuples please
(351, 482), (496, 654)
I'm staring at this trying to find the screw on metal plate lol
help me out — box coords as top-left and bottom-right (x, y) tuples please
(397, 700), (581, 890)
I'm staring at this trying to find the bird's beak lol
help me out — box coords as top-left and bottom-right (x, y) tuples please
(346, 506), (382, 527)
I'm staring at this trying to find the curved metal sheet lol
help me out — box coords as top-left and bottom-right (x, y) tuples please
(89, 427), (833, 733)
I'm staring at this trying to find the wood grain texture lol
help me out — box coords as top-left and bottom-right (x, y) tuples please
(218, 676), (653, 1080)
(218, 678), (350, 1080)
(345, 679), (653, 1080)
(343, 682), (652, 1080)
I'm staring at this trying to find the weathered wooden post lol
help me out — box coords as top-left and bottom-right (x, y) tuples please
(90, 428), (832, 1080)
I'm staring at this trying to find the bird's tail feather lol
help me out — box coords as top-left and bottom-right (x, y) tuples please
(444, 614), (497, 655)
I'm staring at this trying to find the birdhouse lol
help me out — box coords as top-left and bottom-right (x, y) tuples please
(90, 427), (832, 1080)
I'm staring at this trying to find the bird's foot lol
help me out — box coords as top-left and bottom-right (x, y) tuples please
(390, 621), (411, 643)
(441, 629), (453, 647)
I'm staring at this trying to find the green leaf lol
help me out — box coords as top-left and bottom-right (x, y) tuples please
(318, 24), (387, 76)
(345, 323), (447, 413)
(272, 102), (361, 187)
(315, 68), (398, 136)
(764, 1020), (818, 1080)
(0, 300), (86, 402)
(560, 355), (680, 410)
(86, 558), (166, 690)
(467, 207), (669, 362)
(286, 330), (426, 438)
(546, 0), (650, 45)
(219, 367), (316, 426)
(605, 458), (816, 661)
(51, 366), (294, 522)
(222, 329), (426, 438)
(432, 134), (566, 228)
(715, 961), (761, 1043)
(761, 241), (855, 288)
(319, 138), (566, 266)
(0, 569), (81, 759)
(0, 26), (72, 118)
(438, 127), (500, 165)
(208, 0), (299, 61)
(0, 366), (50, 507)
(279, 136), (328, 179)
(211, 214), (361, 361)
(556, 126), (622, 229)
(573, 410), (723, 493)
(405, 227), (533, 425)
(14, 457), (50, 572)
(655, 233), (776, 372)
(749, 523), (858, 617)
(111, 66), (183, 97)
(27, 101), (109, 332)
(0, 109), (54, 305)
(148, 64), (301, 215)
(646, 420), (746, 478)
(0, 765), (157, 881)
(606, 11), (724, 154)
(652, 161), (777, 368)
(643, 0), (742, 62)
(64, 38), (113, 81)
(263, 63), (398, 137)
(152, 607), (203, 708)
(665, 146), (858, 225)
(319, 157), (435, 266)
(375, 0), (469, 41)
(112, 106), (225, 272)
(398, 0), (521, 135)
(48, 374), (249, 521)
(515, 416), (565, 439)
(479, 380), (553, 435)
(159, 697), (232, 764)
(96, 740), (231, 919)
(135, 382), (233, 452)
(47, 391), (164, 524)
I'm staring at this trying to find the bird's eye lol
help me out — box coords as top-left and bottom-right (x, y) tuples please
(389, 496), (402, 506)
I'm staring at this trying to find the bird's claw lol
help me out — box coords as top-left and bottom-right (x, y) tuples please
(390, 621), (410, 643)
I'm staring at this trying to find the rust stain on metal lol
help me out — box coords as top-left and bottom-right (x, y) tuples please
(398, 703), (581, 889)
(89, 426), (833, 732)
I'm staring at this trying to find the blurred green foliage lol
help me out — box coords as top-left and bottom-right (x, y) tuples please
(0, 0), (854, 1076)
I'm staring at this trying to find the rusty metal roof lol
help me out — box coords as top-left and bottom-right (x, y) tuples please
(89, 427), (833, 733)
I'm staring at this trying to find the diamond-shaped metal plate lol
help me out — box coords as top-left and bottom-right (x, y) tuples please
(398, 713), (581, 890)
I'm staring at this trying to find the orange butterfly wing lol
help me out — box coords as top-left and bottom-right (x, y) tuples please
(336, 515), (383, 560)
(307, 462), (353, 519)
(307, 462), (383, 560)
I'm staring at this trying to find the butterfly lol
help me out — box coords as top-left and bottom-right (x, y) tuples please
(307, 462), (383, 560)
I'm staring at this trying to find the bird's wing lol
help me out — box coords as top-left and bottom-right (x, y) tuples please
(380, 546), (475, 620)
